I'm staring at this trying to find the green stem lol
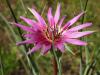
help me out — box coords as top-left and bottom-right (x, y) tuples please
(85, 38), (89, 65)
(51, 48), (62, 75)
(53, 56), (57, 75)
(51, 33), (62, 75)
(79, 0), (89, 75)
(83, 0), (89, 65)
(81, 0), (89, 23)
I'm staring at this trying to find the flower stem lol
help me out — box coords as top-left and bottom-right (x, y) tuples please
(53, 56), (58, 75)
(79, 0), (89, 75)
(51, 48), (62, 75)
(83, 0), (90, 66)
(51, 32), (62, 75)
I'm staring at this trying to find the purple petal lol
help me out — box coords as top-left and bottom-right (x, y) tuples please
(64, 31), (94, 38)
(20, 17), (44, 31)
(27, 43), (42, 54)
(54, 3), (61, 25)
(65, 39), (87, 46)
(23, 34), (33, 38)
(41, 45), (51, 55)
(23, 33), (38, 43)
(56, 43), (65, 52)
(16, 39), (33, 45)
(14, 23), (33, 32)
(62, 12), (84, 30)
(47, 7), (54, 26)
(67, 23), (92, 32)
(58, 16), (66, 27)
(28, 8), (46, 25)
(20, 16), (36, 26)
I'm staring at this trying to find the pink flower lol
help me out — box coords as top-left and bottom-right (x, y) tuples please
(15, 4), (93, 55)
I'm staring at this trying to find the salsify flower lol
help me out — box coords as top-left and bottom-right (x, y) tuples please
(15, 4), (93, 55)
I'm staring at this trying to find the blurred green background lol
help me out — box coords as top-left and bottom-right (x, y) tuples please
(0, 0), (100, 75)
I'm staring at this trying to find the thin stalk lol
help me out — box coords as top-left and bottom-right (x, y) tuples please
(79, 0), (89, 75)
(85, 38), (89, 65)
(83, 0), (89, 65)
(6, 0), (39, 75)
(79, 52), (83, 75)
(51, 48), (62, 75)
(6, 0), (24, 41)
(81, 0), (89, 65)
(58, 57), (62, 75)
(80, 0), (89, 23)
(53, 57), (57, 75)
(51, 33), (62, 75)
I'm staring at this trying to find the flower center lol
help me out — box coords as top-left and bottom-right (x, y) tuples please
(45, 26), (61, 42)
